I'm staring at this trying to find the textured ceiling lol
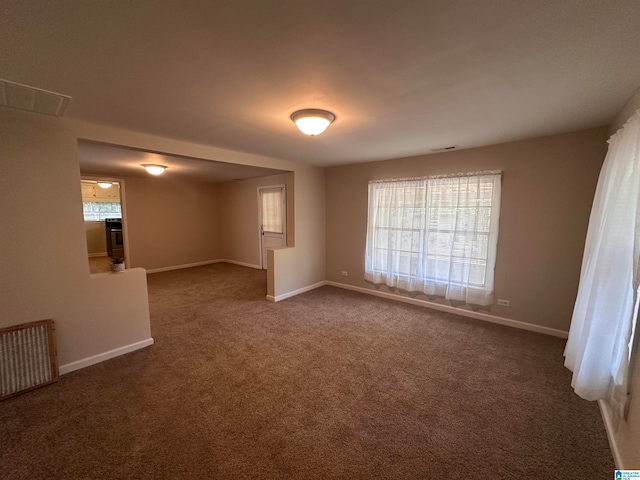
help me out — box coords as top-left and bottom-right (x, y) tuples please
(78, 141), (285, 183)
(2, 1), (640, 166)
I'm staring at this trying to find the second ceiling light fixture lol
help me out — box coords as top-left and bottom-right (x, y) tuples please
(142, 164), (168, 175)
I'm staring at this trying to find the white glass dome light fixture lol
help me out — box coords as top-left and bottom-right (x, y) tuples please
(97, 182), (113, 189)
(141, 164), (168, 175)
(290, 109), (335, 136)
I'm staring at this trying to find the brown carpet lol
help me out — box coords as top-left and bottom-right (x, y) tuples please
(0, 263), (614, 479)
(88, 255), (112, 274)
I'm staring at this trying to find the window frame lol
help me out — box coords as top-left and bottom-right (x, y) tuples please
(364, 171), (501, 306)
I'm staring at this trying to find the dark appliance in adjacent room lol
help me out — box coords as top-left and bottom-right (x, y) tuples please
(105, 218), (124, 259)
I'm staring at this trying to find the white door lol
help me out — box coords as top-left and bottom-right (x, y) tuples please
(259, 185), (286, 269)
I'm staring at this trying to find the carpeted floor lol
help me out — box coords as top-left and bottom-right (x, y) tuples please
(0, 263), (614, 479)
(88, 255), (112, 274)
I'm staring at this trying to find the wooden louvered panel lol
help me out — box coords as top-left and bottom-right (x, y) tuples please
(0, 320), (59, 401)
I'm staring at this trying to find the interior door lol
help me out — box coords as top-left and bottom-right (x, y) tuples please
(259, 186), (286, 269)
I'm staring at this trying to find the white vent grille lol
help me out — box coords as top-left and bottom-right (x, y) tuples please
(0, 79), (71, 117)
(1, 320), (59, 400)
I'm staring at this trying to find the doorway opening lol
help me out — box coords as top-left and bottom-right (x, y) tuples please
(81, 176), (129, 274)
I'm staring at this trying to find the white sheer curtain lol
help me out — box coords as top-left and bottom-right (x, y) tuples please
(261, 188), (283, 234)
(565, 110), (640, 410)
(364, 172), (501, 306)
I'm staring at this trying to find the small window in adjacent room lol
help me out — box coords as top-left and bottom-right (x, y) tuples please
(260, 188), (284, 234)
(82, 201), (122, 221)
(365, 171), (502, 306)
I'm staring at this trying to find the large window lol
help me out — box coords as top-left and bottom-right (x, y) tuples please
(365, 171), (502, 306)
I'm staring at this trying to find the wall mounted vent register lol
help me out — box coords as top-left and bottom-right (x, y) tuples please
(0, 320), (59, 400)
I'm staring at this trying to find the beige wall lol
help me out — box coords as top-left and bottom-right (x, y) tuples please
(85, 222), (107, 255)
(0, 108), (152, 369)
(121, 176), (221, 270)
(326, 127), (608, 332)
(218, 172), (294, 268)
(273, 166), (326, 297)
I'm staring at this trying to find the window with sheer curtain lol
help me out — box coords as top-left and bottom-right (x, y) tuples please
(565, 110), (640, 413)
(82, 201), (121, 221)
(365, 171), (502, 306)
(260, 188), (284, 234)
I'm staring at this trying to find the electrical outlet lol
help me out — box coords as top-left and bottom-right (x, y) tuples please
(341, 271), (348, 276)
(497, 299), (510, 307)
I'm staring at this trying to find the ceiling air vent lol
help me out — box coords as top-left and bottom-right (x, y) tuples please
(430, 146), (458, 153)
(0, 79), (71, 117)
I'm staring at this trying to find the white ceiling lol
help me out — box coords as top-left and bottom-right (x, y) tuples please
(78, 141), (285, 183)
(2, 1), (640, 167)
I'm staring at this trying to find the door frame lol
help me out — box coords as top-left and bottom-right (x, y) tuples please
(257, 184), (287, 269)
(81, 175), (131, 270)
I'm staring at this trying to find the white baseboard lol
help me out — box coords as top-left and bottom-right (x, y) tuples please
(325, 281), (569, 339)
(266, 281), (327, 302)
(264, 279), (568, 338)
(146, 259), (221, 274)
(59, 338), (154, 375)
(146, 259), (261, 274)
(218, 259), (261, 270)
(598, 400), (624, 469)
(88, 252), (108, 258)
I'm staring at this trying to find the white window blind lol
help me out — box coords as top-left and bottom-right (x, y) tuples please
(261, 188), (283, 234)
(365, 171), (501, 306)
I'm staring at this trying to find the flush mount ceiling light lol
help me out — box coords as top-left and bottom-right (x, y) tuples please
(290, 109), (335, 136)
(141, 164), (168, 175)
(97, 182), (113, 189)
